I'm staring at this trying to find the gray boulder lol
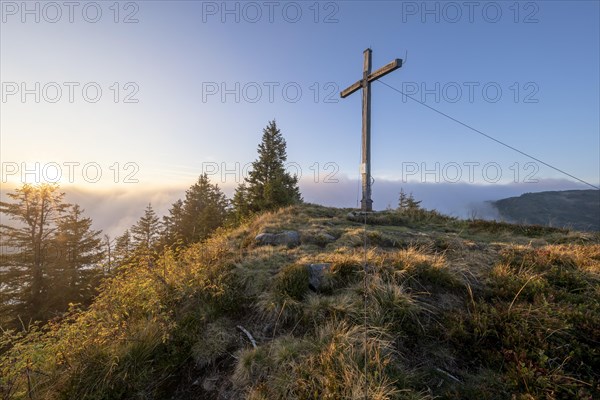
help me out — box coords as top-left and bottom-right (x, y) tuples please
(308, 263), (331, 291)
(255, 230), (301, 247)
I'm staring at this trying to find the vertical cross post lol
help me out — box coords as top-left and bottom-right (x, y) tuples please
(361, 49), (373, 212)
(341, 49), (403, 212)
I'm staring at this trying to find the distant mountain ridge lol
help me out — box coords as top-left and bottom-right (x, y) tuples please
(492, 189), (600, 231)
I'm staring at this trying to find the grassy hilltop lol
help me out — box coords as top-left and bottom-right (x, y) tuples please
(1, 204), (599, 399)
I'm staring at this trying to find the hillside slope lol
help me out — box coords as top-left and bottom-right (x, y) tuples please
(493, 189), (600, 231)
(1, 205), (599, 399)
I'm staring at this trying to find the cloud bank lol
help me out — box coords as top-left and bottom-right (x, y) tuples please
(0, 177), (590, 238)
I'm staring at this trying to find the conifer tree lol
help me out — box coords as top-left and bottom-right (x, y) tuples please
(0, 184), (104, 325)
(162, 199), (184, 246)
(398, 188), (422, 213)
(162, 175), (229, 245)
(233, 120), (301, 219)
(51, 204), (104, 309)
(0, 184), (68, 322)
(231, 183), (251, 222)
(114, 229), (133, 264)
(180, 174), (229, 243)
(131, 204), (161, 257)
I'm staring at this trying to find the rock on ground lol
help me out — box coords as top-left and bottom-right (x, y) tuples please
(255, 230), (301, 247)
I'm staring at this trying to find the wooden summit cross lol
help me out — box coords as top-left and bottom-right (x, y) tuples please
(341, 49), (402, 212)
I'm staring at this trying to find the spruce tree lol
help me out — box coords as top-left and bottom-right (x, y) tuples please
(0, 184), (68, 322)
(398, 188), (409, 211)
(114, 229), (133, 264)
(162, 199), (184, 246)
(51, 204), (104, 309)
(231, 183), (251, 222)
(162, 175), (229, 245)
(180, 174), (229, 244)
(398, 188), (422, 213)
(0, 184), (103, 325)
(234, 120), (301, 218)
(131, 204), (161, 259)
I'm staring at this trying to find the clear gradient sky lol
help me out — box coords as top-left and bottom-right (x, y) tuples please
(1, 0), (599, 232)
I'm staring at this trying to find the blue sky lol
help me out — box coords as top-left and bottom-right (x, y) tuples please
(1, 0), (599, 231)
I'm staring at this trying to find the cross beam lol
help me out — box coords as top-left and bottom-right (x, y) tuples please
(340, 49), (402, 212)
